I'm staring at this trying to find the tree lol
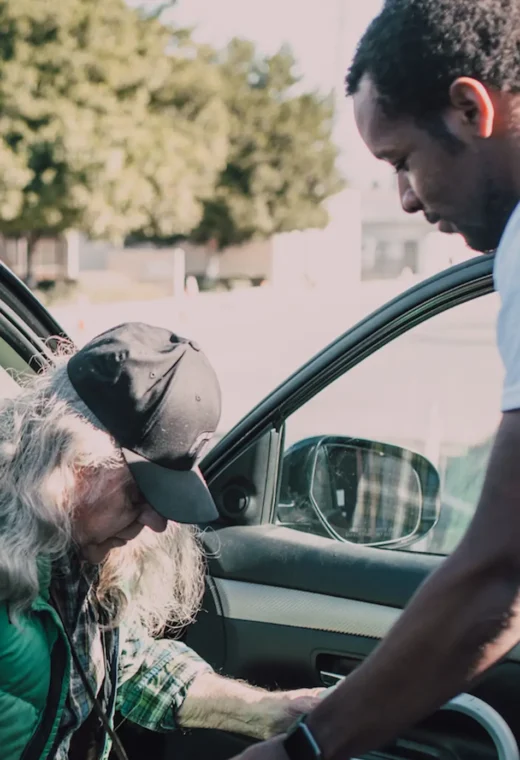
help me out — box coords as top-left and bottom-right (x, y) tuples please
(0, 0), (228, 284)
(189, 39), (345, 250)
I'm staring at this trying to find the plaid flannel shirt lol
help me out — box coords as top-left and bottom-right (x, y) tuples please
(350, 447), (422, 543)
(52, 552), (212, 760)
(282, 441), (434, 545)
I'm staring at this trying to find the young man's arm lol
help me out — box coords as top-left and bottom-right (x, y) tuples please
(232, 410), (520, 760)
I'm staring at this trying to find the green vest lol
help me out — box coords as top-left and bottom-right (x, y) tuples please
(0, 559), (70, 760)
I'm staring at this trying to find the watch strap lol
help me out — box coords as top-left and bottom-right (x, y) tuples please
(283, 714), (323, 760)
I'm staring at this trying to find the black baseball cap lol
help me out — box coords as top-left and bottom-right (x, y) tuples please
(67, 322), (221, 524)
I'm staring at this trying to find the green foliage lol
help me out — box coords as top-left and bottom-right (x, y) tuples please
(0, 0), (227, 276)
(0, 1), (343, 279)
(190, 38), (345, 249)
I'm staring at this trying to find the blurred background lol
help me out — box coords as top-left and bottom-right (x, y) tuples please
(0, 0), (484, 449)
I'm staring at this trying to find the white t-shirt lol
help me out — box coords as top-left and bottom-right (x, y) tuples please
(494, 202), (520, 411)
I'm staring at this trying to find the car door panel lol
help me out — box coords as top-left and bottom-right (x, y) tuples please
(180, 580), (520, 760)
(204, 525), (439, 606)
(211, 577), (401, 641)
(193, 526), (520, 683)
(205, 579), (392, 685)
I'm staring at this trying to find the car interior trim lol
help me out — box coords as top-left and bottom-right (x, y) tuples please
(211, 578), (520, 662)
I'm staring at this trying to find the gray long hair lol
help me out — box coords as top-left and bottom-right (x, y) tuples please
(0, 352), (205, 634)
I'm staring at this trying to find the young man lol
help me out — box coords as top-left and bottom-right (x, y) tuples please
(0, 322), (320, 760)
(233, 1), (520, 758)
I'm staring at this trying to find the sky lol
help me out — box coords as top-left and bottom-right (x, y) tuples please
(167, 0), (391, 187)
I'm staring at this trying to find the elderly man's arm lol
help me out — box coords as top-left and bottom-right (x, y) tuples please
(178, 672), (321, 739)
(232, 411), (520, 760)
(117, 620), (321, 739)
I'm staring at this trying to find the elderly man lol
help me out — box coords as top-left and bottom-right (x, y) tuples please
(0, 322), (319, 760)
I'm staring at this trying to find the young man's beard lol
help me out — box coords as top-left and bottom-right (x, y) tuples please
(464, 174), (519, 253)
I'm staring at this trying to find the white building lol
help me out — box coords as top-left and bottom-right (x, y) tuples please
(362, 181), (474, 279)
(76, 182), (474, 292)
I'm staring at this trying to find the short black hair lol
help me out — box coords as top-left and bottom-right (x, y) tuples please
(346, 0), (520, 118)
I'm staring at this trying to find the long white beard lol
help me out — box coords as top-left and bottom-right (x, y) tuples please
(97, 523), (206, 634)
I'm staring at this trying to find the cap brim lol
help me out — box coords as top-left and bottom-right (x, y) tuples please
(123, 448), (219, 524)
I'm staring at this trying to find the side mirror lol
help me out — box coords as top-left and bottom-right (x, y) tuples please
(277, 435), (440, 549)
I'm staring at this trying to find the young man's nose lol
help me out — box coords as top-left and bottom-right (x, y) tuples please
(398, 173), (423, 214)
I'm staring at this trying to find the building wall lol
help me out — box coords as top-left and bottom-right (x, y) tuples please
(0, 236), (70, 281)
(272, 189), (362, 291)
(84, 239), (274, 287)
(75, 186), (471, 289)
(361, 188), (431, 279)
(182, 239), (273, 282)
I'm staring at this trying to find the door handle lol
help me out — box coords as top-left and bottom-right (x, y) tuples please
(319, 670), (345, 687)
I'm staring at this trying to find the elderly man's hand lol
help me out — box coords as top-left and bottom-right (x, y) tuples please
(178, 672), (323, 740)
(262, 687), (324, 739)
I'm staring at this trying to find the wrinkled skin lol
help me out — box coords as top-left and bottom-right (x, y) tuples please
(73, 466), (167, 563)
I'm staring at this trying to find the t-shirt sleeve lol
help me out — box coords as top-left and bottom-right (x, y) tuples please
(494, 208), (520, 412)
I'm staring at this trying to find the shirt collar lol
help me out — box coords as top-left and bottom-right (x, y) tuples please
(53, 546), (100, 587)
(495, 201), (520, 260)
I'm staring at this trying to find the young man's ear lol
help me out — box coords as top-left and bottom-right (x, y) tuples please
(448, 77), (495, 138)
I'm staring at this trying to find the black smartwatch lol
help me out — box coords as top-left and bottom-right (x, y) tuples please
(283, 714), (324, 759)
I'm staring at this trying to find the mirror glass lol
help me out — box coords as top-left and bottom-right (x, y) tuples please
(310, 443), (422, 545)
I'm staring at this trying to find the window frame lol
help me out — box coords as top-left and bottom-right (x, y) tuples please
(204, 255), (495, 489)
(270, 264), (498, 552)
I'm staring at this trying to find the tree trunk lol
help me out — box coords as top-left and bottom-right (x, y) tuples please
(24, 233), (40, 289)
(203, 237), (220, 289)
(205, 251), (221, 281)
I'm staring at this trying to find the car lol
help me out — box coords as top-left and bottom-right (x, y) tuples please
(0, 253), (517, 760)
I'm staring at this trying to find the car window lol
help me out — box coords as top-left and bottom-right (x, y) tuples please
(276, 291), (502, 555)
